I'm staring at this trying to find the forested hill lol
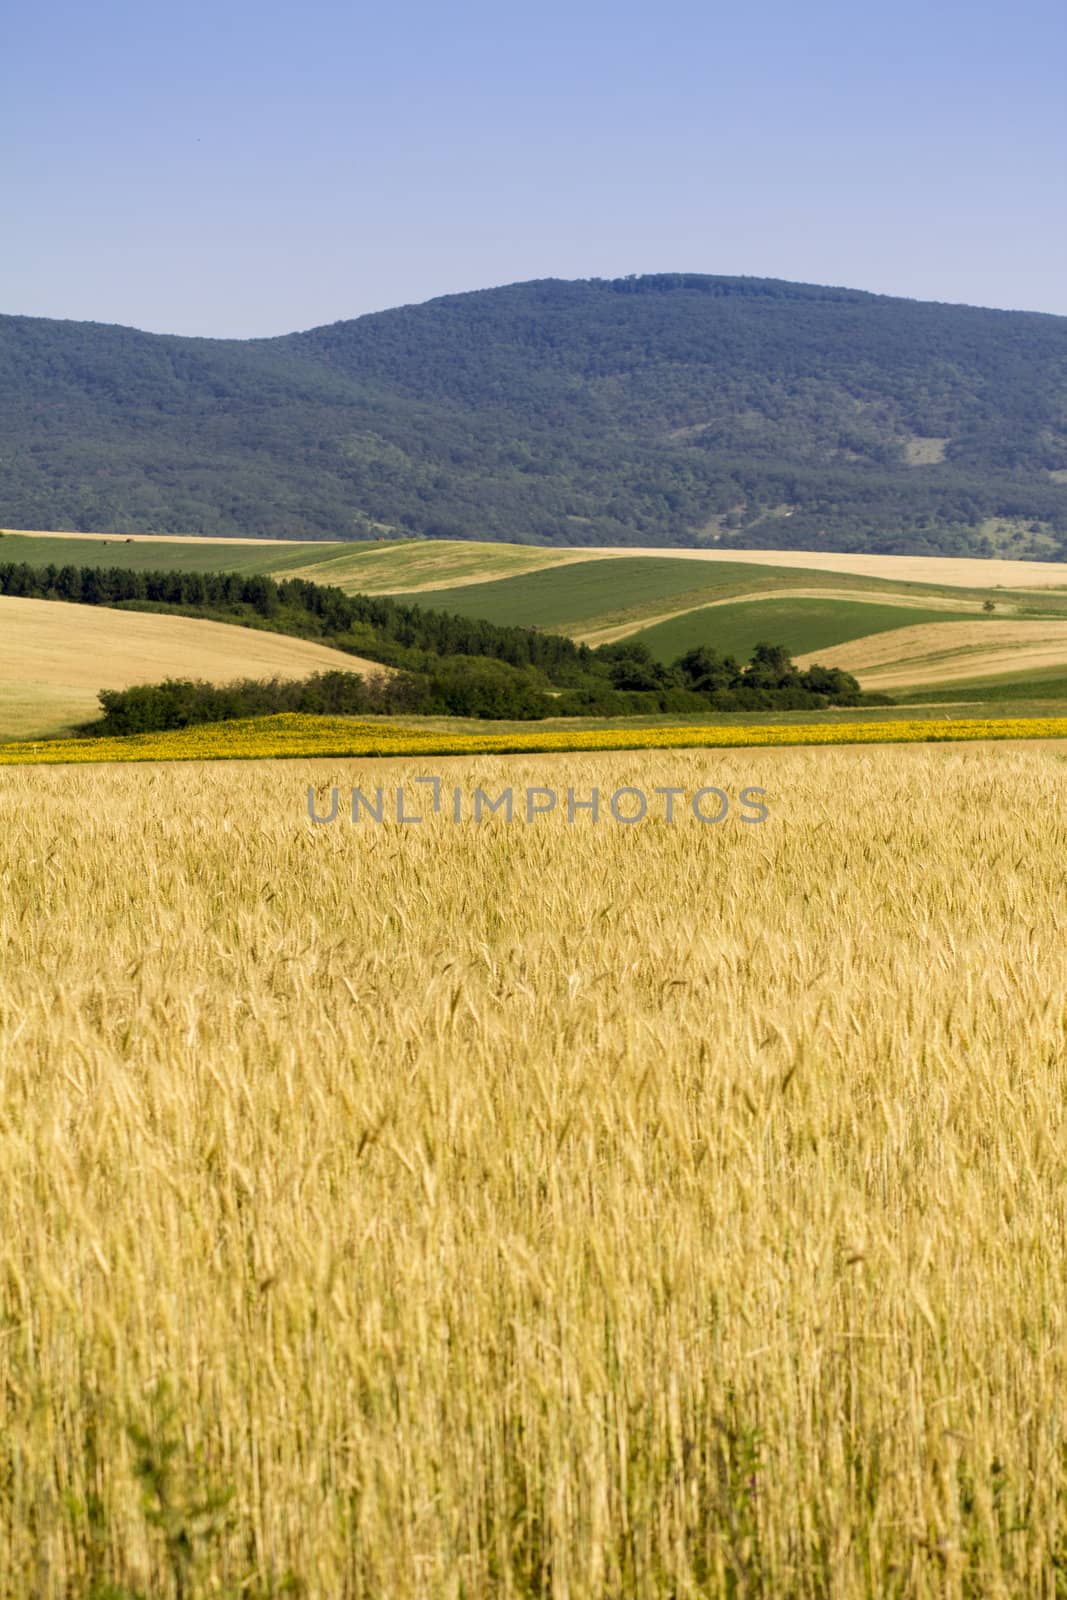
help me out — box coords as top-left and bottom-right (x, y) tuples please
(3, 273), (1067, 557)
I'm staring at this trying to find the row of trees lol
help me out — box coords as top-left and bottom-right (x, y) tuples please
(88, 645), (872, 736)
(575, 640), (868, 712)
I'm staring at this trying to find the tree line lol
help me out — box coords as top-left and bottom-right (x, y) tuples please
(89, 644), (876, 736)
(0, 559), (591, 676)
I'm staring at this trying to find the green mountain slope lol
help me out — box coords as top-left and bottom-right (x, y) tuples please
(3, 274), (1067, 554)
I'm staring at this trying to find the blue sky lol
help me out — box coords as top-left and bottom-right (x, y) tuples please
(4, 0), (1065, 335)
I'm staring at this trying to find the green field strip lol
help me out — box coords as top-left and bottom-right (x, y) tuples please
(383, 556), (1067, 633)
(896, 666), (1067, 702)
(626, 598), (972, 664)
(380, 558), (883, 628)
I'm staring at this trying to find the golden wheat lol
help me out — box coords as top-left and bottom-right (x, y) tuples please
(2, 742), (1067, 1597)
(800, 618), (1067, 687)
(0, 596), (388, 740)
(580, 545), (1067, 590)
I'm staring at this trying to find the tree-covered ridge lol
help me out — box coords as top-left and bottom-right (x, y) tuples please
(3, 274), (1067, 554)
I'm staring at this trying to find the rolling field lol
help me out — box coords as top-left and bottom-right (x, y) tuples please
(387, 557), (807, 629)
(571, 586), (982, 648)
(380, 554), (1067, 689)
(800, 619), (1067, 689)
(580, 544), (1067, 588)
(898, 669), (1067, 704)
(273, 538), (589, 593)
(619, 597), (971, 664)
(3, 742), (1067, 1596)
(9, 530), (1067, 593)
(385, 557), (998, 633)
(328, 539), (1067, 601)
(11, 531), (1067, 697)
(0, 595), (386, 739)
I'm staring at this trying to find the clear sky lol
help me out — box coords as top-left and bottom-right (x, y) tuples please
(4, 0), (1065, 336)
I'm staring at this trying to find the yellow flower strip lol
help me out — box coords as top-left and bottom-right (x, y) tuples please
(2, 712), (1067, 766)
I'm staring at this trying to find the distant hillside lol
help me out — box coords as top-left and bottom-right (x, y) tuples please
(3, 274), (1067, 556)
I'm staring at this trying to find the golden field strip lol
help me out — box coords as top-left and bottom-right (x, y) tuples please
(3, 743), (1067, 1596)
(2, 710), (1067, 765)
(0, 595), (387, 740)
(582, 545), (1067, 589)
(799, 619), (1067, 688)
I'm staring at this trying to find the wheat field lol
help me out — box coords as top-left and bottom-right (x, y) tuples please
(0, 595), (387, 739)
(797, 618), (1067, 689)
(3, 743), (1067, 1597)
(582, 547), (1067, 591)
